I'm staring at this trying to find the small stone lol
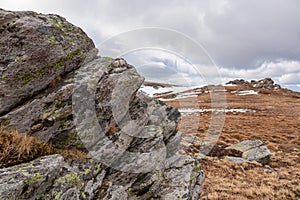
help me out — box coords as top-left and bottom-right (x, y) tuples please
(112, 60), (119, 67)
(263, 168), (273, 173)
(118, 59), (127, 66)
(31, 123), (44, 132)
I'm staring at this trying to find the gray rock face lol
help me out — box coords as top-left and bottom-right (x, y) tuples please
(0, 9), (96, 116)
(242, 145), (271, 165)
(0, 154), (106, 200)
(225, 140), (263, 152)
(225, 140), (271, 165)
(0, 9), (204, 200)
(224, 156), (248, 164)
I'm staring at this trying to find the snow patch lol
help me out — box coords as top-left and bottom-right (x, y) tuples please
(225, 84), (237, 86)
(140, 85), (203, 98)
(179, 108), (256, 115)
(139, 86), (173, 97)
(238, 90), (258, 96)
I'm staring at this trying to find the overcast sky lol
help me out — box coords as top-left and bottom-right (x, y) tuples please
(2, 0), (300, 90)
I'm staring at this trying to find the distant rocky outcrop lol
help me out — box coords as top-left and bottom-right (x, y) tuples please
(226, 79), (250, 86)
(226, 78), (281, 89)
(0, 9), (204, 200)
(250, 78), (281, 89)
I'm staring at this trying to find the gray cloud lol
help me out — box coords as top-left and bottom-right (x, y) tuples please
(1, 0), (300, 90)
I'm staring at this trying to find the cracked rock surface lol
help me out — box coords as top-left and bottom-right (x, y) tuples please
(0, 9), (204, 200)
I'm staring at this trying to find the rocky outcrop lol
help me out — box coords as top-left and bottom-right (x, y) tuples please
(226, 79), (249, 85)
(0, 153), (204, 200)
(226, 78), (281, 89)
(0, 9), (204, 199)
(182, 138), (271, 166)
(225, 140), (271, 165)
(250, 78), (281, 89)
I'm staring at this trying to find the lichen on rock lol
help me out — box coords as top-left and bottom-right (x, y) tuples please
(0, 9), (205, 200)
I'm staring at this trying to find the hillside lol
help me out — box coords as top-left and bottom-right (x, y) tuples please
(0, 8), (299, 200)
(149, 79), (300, 199)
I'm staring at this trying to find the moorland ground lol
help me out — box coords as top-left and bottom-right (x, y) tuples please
(164, 85), (300, 199)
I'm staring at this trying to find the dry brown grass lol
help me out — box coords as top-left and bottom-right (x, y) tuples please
(0, 128), (88, 168)
(164, 87), (300, 199)
(201, 156), (300, 199)
(0, 128), (54, 168)
(56, 148), (88, 161)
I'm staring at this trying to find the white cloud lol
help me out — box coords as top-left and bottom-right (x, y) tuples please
(219, 60), (300, 89)
(2, 0), (300, 91)
(278, 73), (300, 84)
(122, 49), (224, 86)
(2, 0), (300, 68)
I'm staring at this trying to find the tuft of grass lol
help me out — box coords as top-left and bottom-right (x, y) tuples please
(55, 148), (87, 161)
(0, 129), (89, 168)
(0, 129), (54, 168)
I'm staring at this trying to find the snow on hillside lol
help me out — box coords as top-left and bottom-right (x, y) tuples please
(179, 108), (256, 116)
(139, 85), (174, 97)
(139, 85), (194, 97)
(238, 90), (258, 96)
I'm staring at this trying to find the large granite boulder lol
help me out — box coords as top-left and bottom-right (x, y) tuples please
(0, 9), (96, 116)
(0, 9), (204, 199)
(0, 153), (204, 200)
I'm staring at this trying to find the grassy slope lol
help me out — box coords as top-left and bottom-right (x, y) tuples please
(164, 86), (300, 199)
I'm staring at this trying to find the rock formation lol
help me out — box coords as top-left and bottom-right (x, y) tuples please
(226, 78), (281, 89)
(226, 79), (250, 85)
(250, 78), (281, 89)
(0, 9), (204, 199)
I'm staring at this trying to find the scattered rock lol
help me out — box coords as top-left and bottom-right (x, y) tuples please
(225, 140), (271, 165)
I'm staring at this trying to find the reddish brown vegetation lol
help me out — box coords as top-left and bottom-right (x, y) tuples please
(0, 129), (53, 168)
(0, 129), (88, 168)
(164, 87), (300, 199)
